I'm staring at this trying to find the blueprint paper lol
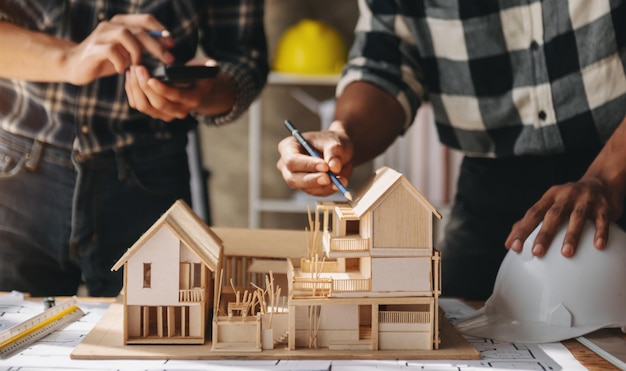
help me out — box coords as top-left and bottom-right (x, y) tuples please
(0, 294), (585, 370)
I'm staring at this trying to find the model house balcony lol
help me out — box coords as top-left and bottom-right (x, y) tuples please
(292, 277), (371, 297)
(179, 288), (204, 302)
(292, 277), (333, 297)
(332, 278), (370, 292)
(300, 259), (342, 273)
(323, 231), (369, 254)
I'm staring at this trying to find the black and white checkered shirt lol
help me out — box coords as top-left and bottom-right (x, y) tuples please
(338, 0), (626, 157)
(0, 0), (267, 154)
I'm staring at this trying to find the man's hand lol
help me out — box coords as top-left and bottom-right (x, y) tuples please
(506, 114), (626, 258)
(505, 177), (623, 257)
(64, 14), (174, 85)
(125, 64), (202, 121)
(275, 81), (406, 199)
(125, 58), (235, 122)
(276, 125), (353, 197)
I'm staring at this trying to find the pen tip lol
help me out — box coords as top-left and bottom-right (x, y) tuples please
(162, 30), (171, 38)
(345, 192), (353, 201)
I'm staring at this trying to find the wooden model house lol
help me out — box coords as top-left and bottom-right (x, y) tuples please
(111, 199), (223, 345)
(287, 166), (443, 350)
(213, 166), (443, 352)
(110, 166), (443, 353)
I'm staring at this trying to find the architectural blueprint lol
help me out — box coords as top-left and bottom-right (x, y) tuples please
(0, 292), (585, 370)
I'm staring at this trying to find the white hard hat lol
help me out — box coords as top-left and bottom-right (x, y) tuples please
(457, 220), (626, 343)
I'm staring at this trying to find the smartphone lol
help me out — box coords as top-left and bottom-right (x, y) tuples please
(152, 65), (219, 86)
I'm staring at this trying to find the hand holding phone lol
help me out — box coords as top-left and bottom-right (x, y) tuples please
(152, 65), (219, 87)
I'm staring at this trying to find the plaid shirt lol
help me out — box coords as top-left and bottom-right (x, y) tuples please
(0, 0), (267, 154)
(338, 0), (626, 157)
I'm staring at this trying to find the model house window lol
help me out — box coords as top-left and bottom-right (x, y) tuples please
(346, 220), (360, 235)
(179, 262), (203, 289)
(192, 263), (202, 288)
(143, 263), (152, 288)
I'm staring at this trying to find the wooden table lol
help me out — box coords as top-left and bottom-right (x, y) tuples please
(564, 336), (623, 370)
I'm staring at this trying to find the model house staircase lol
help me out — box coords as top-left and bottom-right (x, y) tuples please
(274, 330), (289, 346)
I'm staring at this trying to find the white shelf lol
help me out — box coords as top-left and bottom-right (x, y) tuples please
(248, 71), (340, 228)
(268, 72), (340, 86)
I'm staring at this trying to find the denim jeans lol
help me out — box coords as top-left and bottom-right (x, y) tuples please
(439, 149), (626, 301)
(0, 130), (191, 297)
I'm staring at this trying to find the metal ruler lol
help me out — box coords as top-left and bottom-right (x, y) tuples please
(0, 296), (85, 359)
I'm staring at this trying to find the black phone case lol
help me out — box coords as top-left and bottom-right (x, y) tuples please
(152, 65), (219, 82)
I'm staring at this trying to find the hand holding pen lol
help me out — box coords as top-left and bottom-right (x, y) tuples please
(59, 16), (174, 85)
(147, 30), (170, 38)
(283, 120), (353, 201)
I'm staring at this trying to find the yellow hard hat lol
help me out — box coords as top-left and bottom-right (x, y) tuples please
(273, 19), (348, 74)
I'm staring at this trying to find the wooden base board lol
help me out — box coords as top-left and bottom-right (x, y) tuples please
(71, 303), (479, 360)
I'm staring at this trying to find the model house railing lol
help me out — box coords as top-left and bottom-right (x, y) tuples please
(332, 278), (370, 292)
(292, 277), (332, 297)
(292, 277), (371, 296)
(179, 288), (204, 302)
(323, 232), (369, 252)
(379, 310), (430, 324)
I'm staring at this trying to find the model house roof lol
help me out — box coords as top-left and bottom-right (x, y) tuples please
(111, 199), (223, 272)
(350, 166), (442, 219)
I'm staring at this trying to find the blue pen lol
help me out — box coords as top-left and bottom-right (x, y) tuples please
(147, 30), (171, 38)
(284, 119), (353, 201)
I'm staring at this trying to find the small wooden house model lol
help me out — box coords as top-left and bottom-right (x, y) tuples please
(287, 166), (443, 350)
(214, 167), (444, 351)
(111, 199), (223, 345)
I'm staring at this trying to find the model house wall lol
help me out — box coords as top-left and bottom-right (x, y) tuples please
(112, 200), (223, 345)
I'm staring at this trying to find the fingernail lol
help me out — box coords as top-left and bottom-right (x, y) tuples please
(136, 67), (149, 80)
(562, 243), (573, 256)
(317, 175), (330, 185)
(163, 52), (175, 64)
(330, 159), (345, 173)
(532, 244), (544, 256)
(315, 163), (327, 172)
(595, 238), (604, 249)
(511, 239), (523, 252)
